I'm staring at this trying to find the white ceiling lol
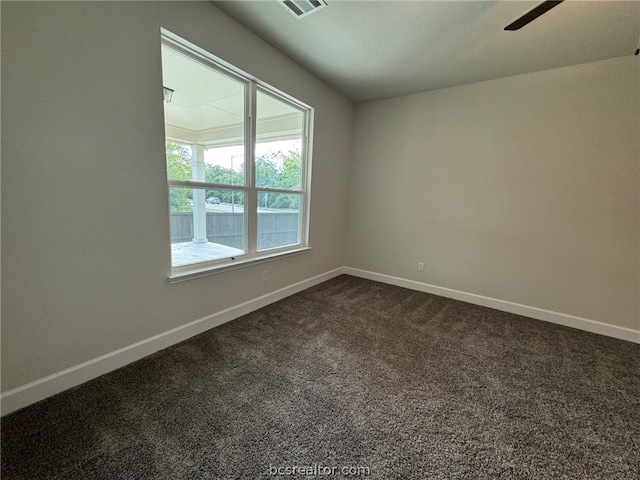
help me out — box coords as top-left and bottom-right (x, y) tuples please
(162, 45), (245, 132)
(162, 45), (303, 143)
(213, 0), (640, 103)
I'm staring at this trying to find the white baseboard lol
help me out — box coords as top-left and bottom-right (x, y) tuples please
(3, 266), (637, 416)
(0, 267), (344, 417)
(343, 267), (640, 345)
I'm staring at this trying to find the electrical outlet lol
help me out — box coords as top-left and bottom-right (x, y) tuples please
(417, 262), (425, 272)
(262, 270), (269, 282)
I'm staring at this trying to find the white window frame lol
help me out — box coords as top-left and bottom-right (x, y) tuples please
(162, 30), (313, 282)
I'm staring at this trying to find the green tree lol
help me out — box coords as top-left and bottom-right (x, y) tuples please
(166, 145), (301, 211)
(205, 165), (244, 204)
(255, 155), (280, 190)
(276, 150), (301, 209)
(254, 150), (301, 209)
(166, 143), (193, 212)
(280, 151), (301, 191)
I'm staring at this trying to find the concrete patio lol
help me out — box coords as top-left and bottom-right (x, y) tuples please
(171, 241), (244, 267)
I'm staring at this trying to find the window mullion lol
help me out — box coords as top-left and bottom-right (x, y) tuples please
(167, 179), (249, 191)
(246, 82), (258, 255)
(255, 187), (304, 195)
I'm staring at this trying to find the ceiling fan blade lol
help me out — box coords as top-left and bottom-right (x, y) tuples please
(504, 0), (564, 31)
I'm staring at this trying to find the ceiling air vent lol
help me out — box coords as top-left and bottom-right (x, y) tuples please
(280, 0), (327, 19)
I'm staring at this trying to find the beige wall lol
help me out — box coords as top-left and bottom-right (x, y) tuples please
(1, 1), (354, 391)
(345, 56), (639, 331)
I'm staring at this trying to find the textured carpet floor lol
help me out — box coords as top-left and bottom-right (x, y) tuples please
(2, 275), (639, 479)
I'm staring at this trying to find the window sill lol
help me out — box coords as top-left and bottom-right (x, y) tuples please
(168, 246), (312, 283)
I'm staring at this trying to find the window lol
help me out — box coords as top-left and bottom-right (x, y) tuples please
(161, 31), (312, 279)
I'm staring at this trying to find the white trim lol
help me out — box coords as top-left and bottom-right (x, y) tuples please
(343, 267), (640, 345)
(0, 267), (344, 417)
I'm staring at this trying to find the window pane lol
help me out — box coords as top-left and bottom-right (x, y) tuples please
(257, 192), (301, 251)
(162, 33), (312, 273)
(162, 45), (245, 181)
(255, 91), (303, 190)
(166, 143), (246, 186)
(169, 186), (246, 267)
(204, 146), (245, 186)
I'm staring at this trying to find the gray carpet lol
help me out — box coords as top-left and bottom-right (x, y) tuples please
(2, 275), (639, 479)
